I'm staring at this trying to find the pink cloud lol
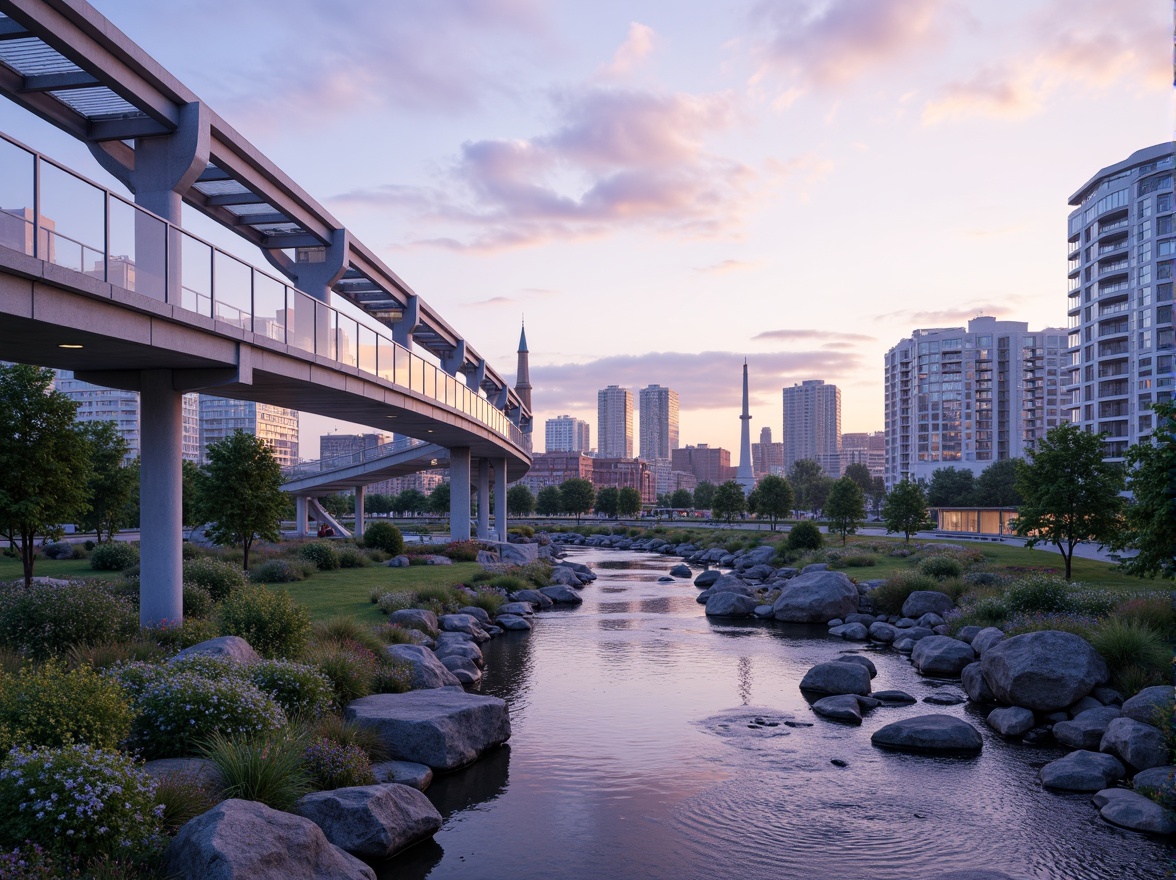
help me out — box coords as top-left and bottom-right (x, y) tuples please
(599, 22), (657, 78)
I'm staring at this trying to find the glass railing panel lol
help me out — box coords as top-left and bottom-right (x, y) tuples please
(253, 272), (286, 342)
(37, 161), (104, 275)
(289, 290), (315, 352)
(107, 197), (166, 301)
(338, 314), (358, 367)
(0, 138), (35, 255)
(377, 335), (395, 383)
(213, 250), (252, 330)
(315, 301), (332, 359)
(359, 326), (377, 375)
(178, 231), (212, 317)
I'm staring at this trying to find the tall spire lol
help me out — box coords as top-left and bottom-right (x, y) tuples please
(735, 358), (755, 494)
(515, 320), (532, 411)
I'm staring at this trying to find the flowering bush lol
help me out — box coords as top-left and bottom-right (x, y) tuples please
(247, 660), (334, 719)
(0, 661), (133, 753)
(250, 559), (315, 583)
(127, 671), (286, 759)
(182, 557), (247, 602)
(303, 737), (376, 791)
(1003, 574), (1076, 615)
(377, 592), (415, 614)
(0, 842), (81, 879)
(0, 744), (163, 865)
(105, 661), (172, 700)
(144, 617), (220, 651)
(0, 582), (136, 659)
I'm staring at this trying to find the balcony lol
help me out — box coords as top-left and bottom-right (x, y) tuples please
(1097, 237), (1128, 256)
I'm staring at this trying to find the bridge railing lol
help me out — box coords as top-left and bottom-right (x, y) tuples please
(282, 435), (440, 480)
(0, 132), (528, 452)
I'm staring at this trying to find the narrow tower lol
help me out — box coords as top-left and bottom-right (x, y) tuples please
(735, 359), (755, 494)
(515, 322), (532, 412)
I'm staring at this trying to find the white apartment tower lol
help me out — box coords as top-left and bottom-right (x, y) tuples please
(1065, 143), (1174, 458)
(883, 317), (1066, 487)
(597, 385), (633, 459)
(199, 396), (300, 467)
(638, 384), (679, 461)
(782, 379), (841, 475)
(545, 414), (591, 453)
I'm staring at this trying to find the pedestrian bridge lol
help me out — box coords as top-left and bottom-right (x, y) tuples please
(0, 0), (532, 624)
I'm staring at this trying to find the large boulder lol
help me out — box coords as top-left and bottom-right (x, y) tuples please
(388, 609), (439, 637)
(171, 636), (260, 666)
(511, 589), (554, 609)
(669, 563), (693, 578)
(498, 542), (538, 565)
(1120, 685), (1174, 725)
(1133, 766), (1176, 808)
(969, 627), (1005, 657)
(494, 614), (532, 631)
(344, 688), (511, 771)
(294, 784), (442, 860)
(771, 570), (859, 623)
(538, 585), (583, 605)
(385, 644), (461, 690)
(901, 590), (954, 618)
(980, 631), (1108, 712)
(1097, 788), (1176, 835)
(547, 567), (583, 587)
(694, 569), (722, 588)
(1039, 751), (1125, 791)
(961, 662), (996, 704)
(986, 706), (1035, 738)
(1100, 717), (1169, 771)
(705, 592), (759, 617)
(1052, 706), (1121, 751)
(811, 694), (865, 725)
(439, 655), (481, 685)
(868, 621), (899, 643)
(433, 639), (484, 668)
(871, 715), (983, 755)
(910, 636), (975, 677)
(371, 760), (433, 791)
(437, 614), (490, 642)
(799, 661), (872, 696)
(163, 799), (375, 880)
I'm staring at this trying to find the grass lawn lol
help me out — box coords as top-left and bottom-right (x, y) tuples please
(0, 556), (121, 583)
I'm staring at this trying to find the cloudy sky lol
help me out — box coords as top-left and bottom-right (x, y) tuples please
(2, 0), (1168, 458)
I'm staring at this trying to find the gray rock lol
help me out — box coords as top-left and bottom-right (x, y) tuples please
(494, 614), (532, 631)
(744, 563), (777, 582)
(456, 606), (491, 626)
(799, 661), (872, 696)
(872, 714), (983, 754)
(970, 627), (1005, 657)
(915, 612), (946, 628)
(538, 585), (583, 605)
(669, 563), (692, 578)
(497, 602), (534, 617)
(423, 555), (452, 565)
(827, 619), (844, 628)
(345, 689), (510, 771)
(433, 639), (483, 668)
(439, 656), (482, 685)
(1092, 686), (1123, 706)
(911, 635), (975, 677)
(1053, 706), (1121, 751)
(828, 623), (869, 641)
(980, 631), (1108, 712)
(873, 690), (918, 706)
(388, 609), (439, 637)
(1098, 788), (1176, 835)
(163, 799), (375, 880)
(511, 589), (554, 608)
(893, 638), (915, 653)
(1068, 695), (1103, 717)
(547, 567), (583, 587)
(812, 694), (863, 724)
(437, 614), (490, 642)
(923, 690), (967, 706)
(387, 555), (411, 568)
(705, 592), (759, 617)
(171, 636), (259, 666)
(1040, 750), (1126, 791)
(901, 590), (954, 618)
(802, 563), (829, 573)
(142, 757), (224, 791)
(836, 654), (877, 678)
(745, 545), (777, 566)
(371, 760), (433, 791)
(498, 542), (539, 565)
(295, 784), (442, 859)
(1100, 716), (1169, 771)
(1120, 686), (1174, 725)
(956, 625), (983, 643)
(386, 644), (461, 690)
(961, 662), (996, 704)
(869, 621), (899, 643)
(771, 570), (860, 623)
(475, 550), (499, 565)
(694, 569), (722, 588)
(753, 604), (775, 618)
(1132, 766), (1175, 807)
(986, 706), (1035, 737)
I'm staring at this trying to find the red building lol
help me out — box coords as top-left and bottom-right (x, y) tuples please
(671, 444), (731, 485)
(591, 457), (656, 505)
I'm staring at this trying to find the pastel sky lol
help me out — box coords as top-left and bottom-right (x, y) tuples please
(2, 0), (1169, 459)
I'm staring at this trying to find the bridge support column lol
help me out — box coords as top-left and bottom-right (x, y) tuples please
(353, 486), (365, 540)
(295, 496), (309, 537)
(139, 370), (183, 626)
(476, 459), (490, 540)
(495, 458), (508, 542)
(449, 447), (471, 542)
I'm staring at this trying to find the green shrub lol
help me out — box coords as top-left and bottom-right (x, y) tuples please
(250, 559), (315, 583)
(145, 617), (220, 651)
(372, 660), (413, 694)
(869, 570), (938, 616)
(787, 522), (823, 551)
(67, 638), (165, 671)
(183, 582), (214, 618)
(299, 542), (340, 571)
(0, 842), (81, 878)
(201, 730), (310, 811)
(509, 525), (535, 539)
(1003, 574), (1075, 615)
(364, 548), (391, 564)
(336, 547), (372, 569)
(0, 745), (163, 865)
(42, 541), (74, 561)
(956, 594), (1009, 628)
(305, 641), (378, 707)
(377, 592), (414, 614)
(1088, 619), (1171, 695)
(467, 588), (505, 616)
(919, 555), (963, 579)
(303, 737), (376, 791)
(153, 772), (218, 834)
(373, 623), (420, 645)
(127, 671), (287, 758)
(836, 554), (876, 568)
(217, 585), (311, 659)
(0, 582), (136, 659)
(306, 715), (388, 762)
(182, 557), (248, 602)
(363, 522), (405, 556)
(0, 661), (133, 753)
(1112, 595), (1176, 637)
(88, 542), (139, 571)
(489, 574), (527, 593)
(247, 660), (335, 720)
(181, 542), (201, 560)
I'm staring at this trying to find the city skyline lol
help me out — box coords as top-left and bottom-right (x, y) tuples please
(0, 1), (1166, 458)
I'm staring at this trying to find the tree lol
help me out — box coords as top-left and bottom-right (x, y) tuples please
(594, 486), (619, 518)
(669, 488), (693, 509)
(753, 475), (793, 530)
(77, 421), (134, 542)
(427, 482), (451, 516)
(882, 479), (930, 543)
(560, 478), (595, 523)
(787, 459), (825, 514)
(1013, 423), (1125, 580)
(194, 430), (285, 570)
(825, 476), (866, 545)
(394, 489), (428, 516)
(926, 466), (976, 508)
(617, 487), (642, 517)
(711, 480), (746, 524)
(809, 476), (835, 516)
(693, 481), (717, 510)
(181, 459), (202, 526)
(1110, 402), (1176, 579)
(867, 476), (887, 516)
(321, 493), (353, 517)
(507, 484), (536, 517)
(843, 462), (872, 497)
(973, 458), (1022, 507)
(0, 364), (92, 587)
(536, 485), (563, 516)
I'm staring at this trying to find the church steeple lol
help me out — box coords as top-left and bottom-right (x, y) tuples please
(515, 321), (531, 411)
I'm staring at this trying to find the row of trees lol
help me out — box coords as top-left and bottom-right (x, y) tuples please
(921, 459), (1022, 508)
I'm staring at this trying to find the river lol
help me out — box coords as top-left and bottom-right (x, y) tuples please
(381, 548), (1171, 880)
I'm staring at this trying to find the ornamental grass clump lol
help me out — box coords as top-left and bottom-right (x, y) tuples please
(201, 730), (310, 811)
(373, 622), (420, 645)
(467, 588), (506, 616)
(250, 558), (315, 583)
(182, 557), (248, 602)
(1087, 618), (1171, 695)
(152, 772), (219, 834)
(0, 581), (136, 660)
(247, 660), (334, 720)
(0, 744), (163, 866)
(869, 570), (938, 616)
(0, 661), (133, 753)
(143, 617), (220, 651)
(304, 640), (379, 708)
(302, 737), (376, 791)
(307, 714), (388, 763)
(217, 584), (311, 659)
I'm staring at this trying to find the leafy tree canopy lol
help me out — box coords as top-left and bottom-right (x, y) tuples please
(560, 478), (595, 523)
(843, 462), (872, 497)
(753, 474), (793, 530)
(693, 481), (717, 510)
(711, 480), (747, 524)
(594, 486), (619, 518)
(786, 458), (826, 513)
(507, 484), (536, 517)
(825, 476), (867, 544)
(882, 479), (930, 543)
(669, 488), (693, 509)
(926, 466), (976, 508)
(427, 482), (451, 516)
(1109, 402), (1175, 580)
(973, 458), (1022, 507)
(617, 486), (642, 517)
(536, 485), (563, 516)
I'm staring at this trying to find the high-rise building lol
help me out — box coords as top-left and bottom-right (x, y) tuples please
(199, 396), (299, 467)
(545, 414), (591, 453)
(1065, 143), (1175, 459)
(782, 380), (841, 475)
(638, 384), (679, 461)
(884, 317), (1065, 487)
(752, 426), (785, 478)
(670, 444), (731, 485)
(840, 431), (886, 480)
(597, 385), (633, 458)
(319, 433), (390, 464)
(54, 370), (200, 463)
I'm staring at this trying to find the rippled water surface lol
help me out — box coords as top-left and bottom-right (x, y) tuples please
(381, 549), (1172, 880)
